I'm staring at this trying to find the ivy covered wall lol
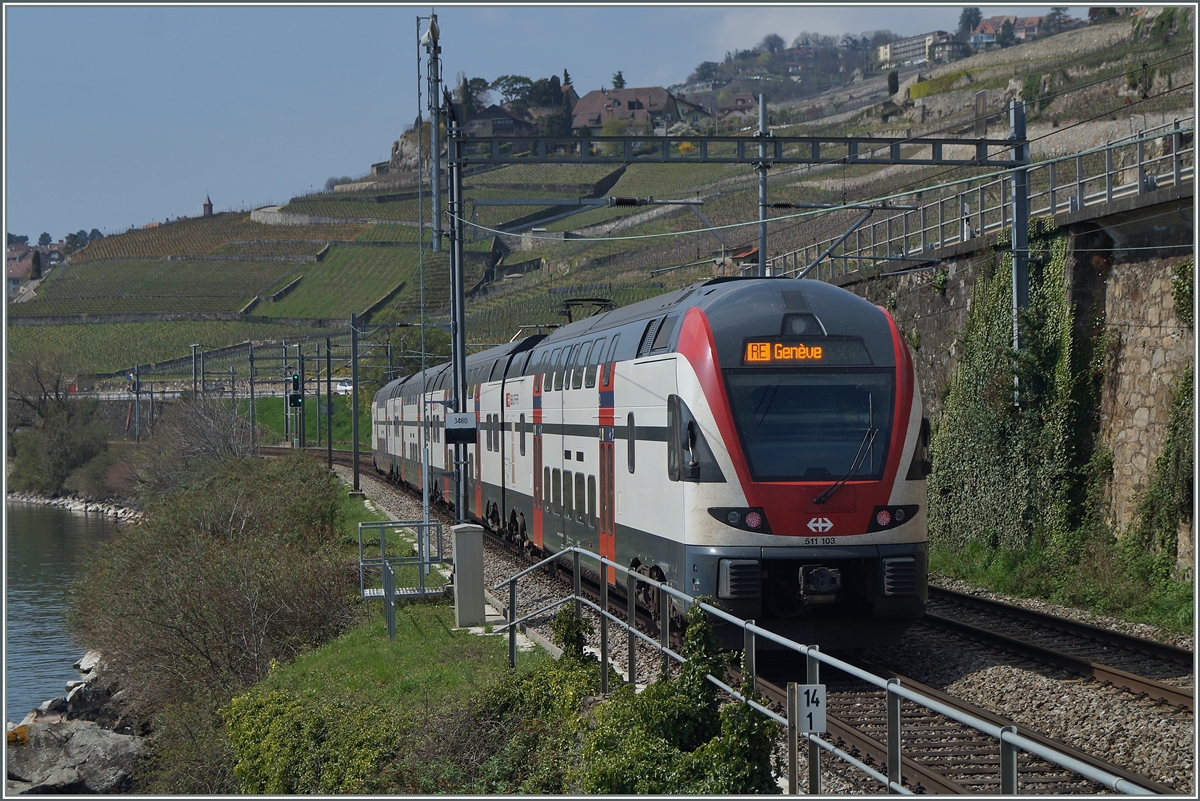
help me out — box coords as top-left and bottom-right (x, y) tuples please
(836, 209), (1193, 618)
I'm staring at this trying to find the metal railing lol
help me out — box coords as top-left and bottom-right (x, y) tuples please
(358, 519), (448, 639)
(770, 119), (1193, 281)
(493, 545), (1156, 795)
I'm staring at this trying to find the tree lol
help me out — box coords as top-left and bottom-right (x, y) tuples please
(562, 68), (571, 86)
(997, 19), (1015, 47)
(887, 70), (900, 96)
(1088, 7), (1119, 24)
(689, 61), (720, 83)
(38, 232), (52, 247)
(7, 233), (29, 246)
(7, 348), (108, 494)
(30, 250), (42, 280)
(611, 70), (626, 89)
(491, 74), (533, 104)
(63, 232), (79, 254)
(88, 228), (103, 242)
(1042, 7), (1069, 37)
(958, 7), (983, 39)
(758, 33), (785, 54)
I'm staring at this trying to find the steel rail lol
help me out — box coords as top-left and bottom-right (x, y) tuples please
(928, 586), (1195, 665)
(924, 612), (1194, 712)
(845, 657), (1180, 796)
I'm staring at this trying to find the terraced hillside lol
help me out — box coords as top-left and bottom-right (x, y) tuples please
(8, 14), (1190, 377)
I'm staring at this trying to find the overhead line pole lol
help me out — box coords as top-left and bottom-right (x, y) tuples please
(448, 101), (469, 523)
(757, 94), (769, 277)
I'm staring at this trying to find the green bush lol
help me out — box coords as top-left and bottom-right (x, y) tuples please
(224, 690), (405, 793)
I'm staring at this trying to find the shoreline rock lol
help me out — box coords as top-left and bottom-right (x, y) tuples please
(5, 490), (142, 522)
(6, 651), (143, 795)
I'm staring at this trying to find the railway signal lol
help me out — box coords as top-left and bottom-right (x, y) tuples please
(289, 374), (302, 408)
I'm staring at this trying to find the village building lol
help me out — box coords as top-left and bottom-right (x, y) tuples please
(570, 86), (681, 136)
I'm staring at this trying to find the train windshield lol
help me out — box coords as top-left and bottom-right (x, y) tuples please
(724, 370), (894, 482)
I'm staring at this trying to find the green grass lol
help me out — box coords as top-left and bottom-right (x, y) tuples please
(930, 541), (1194, 635)
(11, 258), (300, 317)
(248, 394), (372, 448)
(247, 602), (543, 707)
(5, 320), (339, 374)
(260, 246), (433, 319)
(75, 212), (367, 262)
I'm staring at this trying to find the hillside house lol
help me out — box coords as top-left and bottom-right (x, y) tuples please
(571, 86), (681, 136)
(466, 104), (539, 137)
(7, 247), (33, 299)
(970, 15), (1044, 48)
(718, 92), (757, 117)
(674, 96), (715, 131)
(876, 31), (957, 68)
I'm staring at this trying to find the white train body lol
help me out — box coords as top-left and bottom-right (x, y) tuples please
(373, 278), (929, 648)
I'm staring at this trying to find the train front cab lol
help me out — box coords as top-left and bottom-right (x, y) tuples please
(676, 279), (930, 650)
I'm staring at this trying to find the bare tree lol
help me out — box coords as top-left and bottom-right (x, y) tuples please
(133, 394), (257, 501)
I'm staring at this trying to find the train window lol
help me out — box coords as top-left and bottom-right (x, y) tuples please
(547, 349), (561, 391)
(572, 341), (592, 389)
(519, 414), (526, 456)
(574, 472), (586, 521)
(651, 315), (678, 353)
(554, 346), (570, 391)
(586, 474), (596, 527)
(602, 334), (620, 385)
(490, 359), (505, 382)
(627, 412), (636, 473)
(542, 466), (551, 509)
(585, 337), (604, 387)
(562, 470), (572, 517)
(552, 469), (561, 514)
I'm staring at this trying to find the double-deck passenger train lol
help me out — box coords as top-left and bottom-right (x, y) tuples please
(372, 277), (930, 648)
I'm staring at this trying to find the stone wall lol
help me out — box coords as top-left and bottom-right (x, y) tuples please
(832, 221), (1193, 568)
(1099, 255), (1193, 559)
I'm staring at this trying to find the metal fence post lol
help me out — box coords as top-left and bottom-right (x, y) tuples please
(887, 677), (902, 793)
(573, 550), (581, 617)
(1105, 146), (1114, 202)
(658, 586), (671, 674)
(1173, 122), (1182, 187)
(788, 682), (799, 794)
(744, 620), (756, 695)
(1075, 154), (1085, 210)
(1000, 724), (1019, 793)
(385, 563), (396, 641)
(807, 647), (822, 794)
(600, 569), (609, 695)
(509, 577), (517, 668)
(627, 571), (637, 685)
(1137, 138), (1147, 193)
(1049, 161), (1057, 215)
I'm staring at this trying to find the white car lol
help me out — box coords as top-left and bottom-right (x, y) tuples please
(335, 380), (354, 395)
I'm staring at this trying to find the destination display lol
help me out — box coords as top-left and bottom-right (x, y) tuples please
(741, 338), (872, 365)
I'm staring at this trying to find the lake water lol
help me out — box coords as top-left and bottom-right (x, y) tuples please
(5, 502), (117, 724)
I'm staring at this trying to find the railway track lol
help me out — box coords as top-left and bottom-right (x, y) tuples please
(751, 658), (1179, 795)
(924, 587), (1193, 711)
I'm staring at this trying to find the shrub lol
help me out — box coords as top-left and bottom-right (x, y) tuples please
(68, 453), (355, 741)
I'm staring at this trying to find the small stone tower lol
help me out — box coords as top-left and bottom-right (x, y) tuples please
(203, 194), (213, 217)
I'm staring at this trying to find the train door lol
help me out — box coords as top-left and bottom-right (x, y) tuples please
(503, 376), (529, 531)
(615, 356), (680, 574)
(598, 341), (618, 584)
(549, 345), (573, 554)
(480, 377), (504, 528)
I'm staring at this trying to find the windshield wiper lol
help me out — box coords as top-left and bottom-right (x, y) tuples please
(813, 427), (878, 504)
